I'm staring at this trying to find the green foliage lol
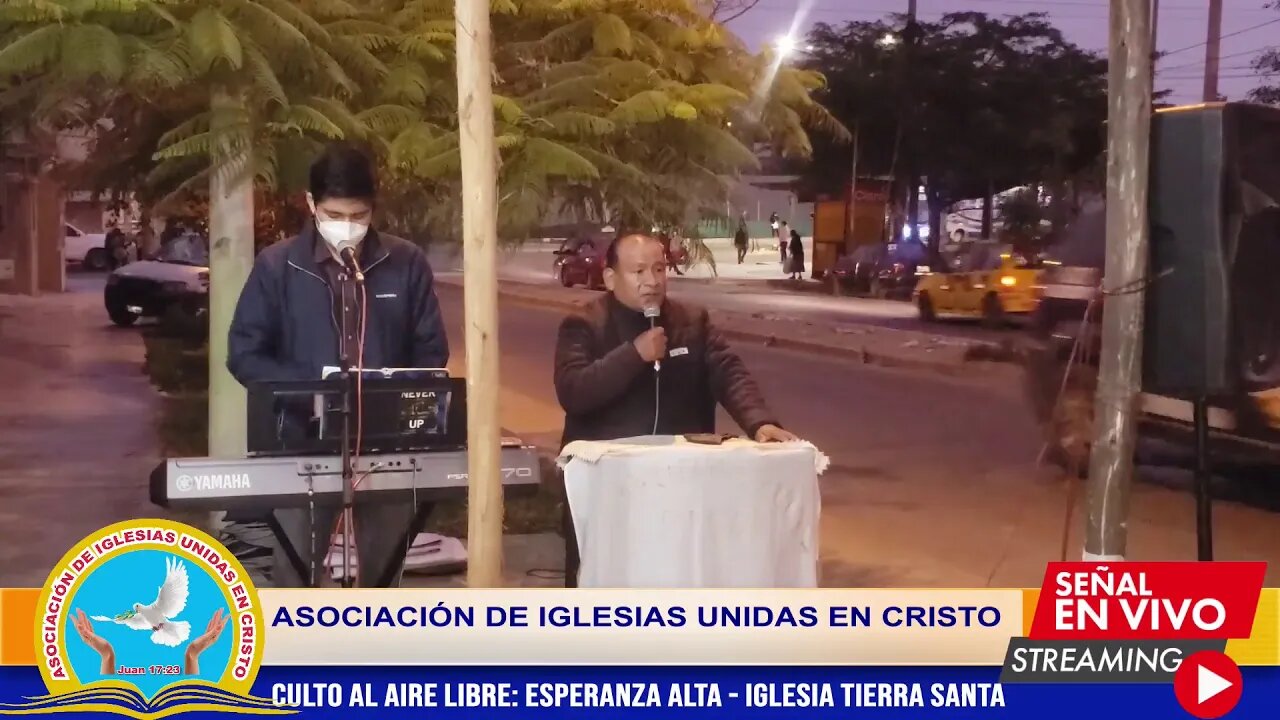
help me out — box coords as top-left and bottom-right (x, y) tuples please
(1247, 3), (1278, 106)
(1, 0), (846, 243)
(797, 11), (1107, 241)
(998, 186), (1048, 253)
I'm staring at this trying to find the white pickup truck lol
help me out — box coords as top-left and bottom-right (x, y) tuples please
(63, 223), (109, 270)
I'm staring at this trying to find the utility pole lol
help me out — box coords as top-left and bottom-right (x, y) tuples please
(900, 0), (921, 248)
(455, 0), (504, 587)
(1085, 0), (1153, 561)
(847, 120), (859, 252)
(1202, 0), (1224, 101)
(1149, 0), (1161, 93)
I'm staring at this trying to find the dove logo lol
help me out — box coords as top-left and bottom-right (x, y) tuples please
(20, 518), (269, 717)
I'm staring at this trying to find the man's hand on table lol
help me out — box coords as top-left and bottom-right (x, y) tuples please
(754, 424), (799, 443)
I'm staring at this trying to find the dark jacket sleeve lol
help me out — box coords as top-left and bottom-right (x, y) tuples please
(408, 251), (449, 367)
(703, 310), (779, 437)
(226, 257), (312, 385)
(554, 313), (647, 415)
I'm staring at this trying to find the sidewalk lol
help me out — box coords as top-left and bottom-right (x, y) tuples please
(0, 278), (561, 589)
(448, 276), (1016, 377)
(0, 279), (169, 586)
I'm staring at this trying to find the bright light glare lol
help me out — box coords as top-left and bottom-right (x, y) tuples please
(776, 35), (797, 55)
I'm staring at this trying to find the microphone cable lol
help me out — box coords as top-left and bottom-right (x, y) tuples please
(644, 309), (661, 435)
(325, 275), (370, 586)
(652, 365), (660, 435)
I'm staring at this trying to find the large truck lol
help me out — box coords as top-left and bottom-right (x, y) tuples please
(1025, 102), (1280, 473)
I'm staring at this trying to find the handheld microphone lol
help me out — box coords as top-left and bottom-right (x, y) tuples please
(643, 305), (661, 371)
(339, 246), (365, 284)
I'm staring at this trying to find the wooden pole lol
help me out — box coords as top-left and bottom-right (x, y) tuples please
(847, 121), (859, 253)
(456, 0), (504, 587)
(1202, 0), (1224, 102)
(1084, 0), (1152, 561)
(206, 87), (255, 536)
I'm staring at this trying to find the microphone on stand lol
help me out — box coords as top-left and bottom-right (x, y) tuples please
(339, 245), (365, 284)
(643, 305), (661, 371)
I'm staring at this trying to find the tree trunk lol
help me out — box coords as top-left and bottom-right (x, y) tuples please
(456, 0), (505, 587)
(206, 87), (255, 535)
(906, 173), (920, 242)
(981, 178), (994, 240)
(926, 181), (944, 261)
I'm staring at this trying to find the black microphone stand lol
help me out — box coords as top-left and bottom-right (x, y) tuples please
(337, 270), (359, 588)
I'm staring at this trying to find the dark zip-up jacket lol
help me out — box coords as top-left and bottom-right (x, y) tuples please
(554, 294), (779, 448)
(227, 224), (448, 386)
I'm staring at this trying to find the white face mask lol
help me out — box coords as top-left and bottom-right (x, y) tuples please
(315, 218), (369, 252)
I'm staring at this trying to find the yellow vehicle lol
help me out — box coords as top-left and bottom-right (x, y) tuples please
(913, 243), (1044, 327)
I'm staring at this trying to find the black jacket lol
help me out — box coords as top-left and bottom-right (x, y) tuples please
(227, 224), (449, 386)
(554, 294), (778, 448)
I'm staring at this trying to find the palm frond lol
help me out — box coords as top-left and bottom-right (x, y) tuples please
(609, 90), (672, 124)
(0, 25), (63, 76)
(592, 14), (633, 57)
(224, 0), (311, 47)
(541, 110), (615, 138)
(242, 39), (288, 107)
(60, 24), (126, 83)
(357, 104), (419, 136)
(187, 6), (243, 72)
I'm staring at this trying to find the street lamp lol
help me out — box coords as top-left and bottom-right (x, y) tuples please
(774, 35), (814, 57)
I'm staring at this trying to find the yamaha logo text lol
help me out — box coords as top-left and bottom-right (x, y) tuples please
(174, 474), (252, 492)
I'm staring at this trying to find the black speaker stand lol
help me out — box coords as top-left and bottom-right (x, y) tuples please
(1192, 396), (1214, 561)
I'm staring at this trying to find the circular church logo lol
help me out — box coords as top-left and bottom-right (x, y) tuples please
(18, 519), (281, 717)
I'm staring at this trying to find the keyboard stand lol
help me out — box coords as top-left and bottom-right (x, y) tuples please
(266, 501), (437, 589)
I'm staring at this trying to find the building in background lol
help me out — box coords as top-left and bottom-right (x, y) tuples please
(0, 128), (65, 296)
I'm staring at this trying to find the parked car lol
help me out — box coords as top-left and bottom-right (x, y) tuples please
(64, 223), (109, 271)
(553, 233), (611, 289)
(913, 242), (1044, 327)
(827, 242), (930, 299)
(104, 233), (209, 327)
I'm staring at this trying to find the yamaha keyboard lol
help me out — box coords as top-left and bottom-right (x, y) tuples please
(152, 445), (542, 512)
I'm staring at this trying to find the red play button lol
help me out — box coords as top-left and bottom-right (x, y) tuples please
(1174, 651), (1242, 719)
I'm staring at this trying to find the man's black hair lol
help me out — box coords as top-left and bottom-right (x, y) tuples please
(604, 231), (661, 269)
(309, 142), (377, 202)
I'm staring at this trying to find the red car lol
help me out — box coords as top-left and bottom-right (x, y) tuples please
(553, 230), (689, 288)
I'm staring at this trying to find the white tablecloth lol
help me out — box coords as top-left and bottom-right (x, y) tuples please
(557, 436), (825, 588)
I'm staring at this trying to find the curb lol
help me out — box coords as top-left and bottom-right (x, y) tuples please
(436, 277), (997, 376)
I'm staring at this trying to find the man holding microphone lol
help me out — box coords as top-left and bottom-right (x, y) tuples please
(553, 232), (797, 587)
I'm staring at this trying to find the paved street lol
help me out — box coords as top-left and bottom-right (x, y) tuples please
(427, 242), (1013, 343)
(429, 283), (1280, 586)
(0, 276), (1277, 589)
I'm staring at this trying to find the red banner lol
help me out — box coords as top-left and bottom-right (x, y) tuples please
(1028, 562), (1266, 640)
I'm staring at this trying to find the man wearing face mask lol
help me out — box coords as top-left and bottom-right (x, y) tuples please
(553, 232), (797, 587)
(227, 142), (448, 587)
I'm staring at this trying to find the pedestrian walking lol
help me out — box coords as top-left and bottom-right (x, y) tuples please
(778, 221), (790, 264)
(787, 228), (805, 280)
(734, 221), (748, 264)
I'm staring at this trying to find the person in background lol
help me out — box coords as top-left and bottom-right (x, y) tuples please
(553, 233), (799, 587)
(778, 221), (790, 264)
(788, 227), (805, 280)
(734, 220), (749, 264)
(226, 141), (449, 588)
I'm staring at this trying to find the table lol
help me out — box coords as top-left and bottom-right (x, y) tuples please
(558, 436), (825, 588)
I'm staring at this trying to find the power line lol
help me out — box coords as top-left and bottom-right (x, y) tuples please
(755, 0), (1273, 11)
(1159, 16), (1280, 58)
(1157, 45), (1274, 73)
(1162, 72), (1277, 79)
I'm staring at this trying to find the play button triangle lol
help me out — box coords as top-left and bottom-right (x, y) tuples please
(1198, 665), (1232, 704)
